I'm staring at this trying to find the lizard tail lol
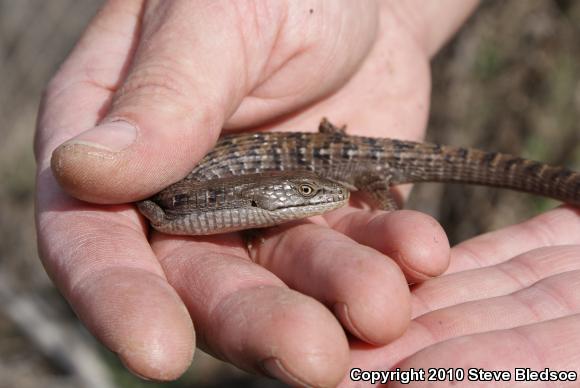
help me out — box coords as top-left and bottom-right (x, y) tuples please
(387, 142), (580, 206)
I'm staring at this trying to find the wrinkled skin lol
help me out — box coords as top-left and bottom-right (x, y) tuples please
(36, 1), (580, 386)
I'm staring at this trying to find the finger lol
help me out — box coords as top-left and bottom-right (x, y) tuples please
(150, 233), (349, 388)
(249, 222), (411, 346)
(412, 245), (580, 315)
(327, 209), (450, 282)
(35, 172), (194, 380)
(48, 0), (250, 203)
(448, 206), (580, 273)
(389, 314), (580, 388)
(412, 270), (580, 340)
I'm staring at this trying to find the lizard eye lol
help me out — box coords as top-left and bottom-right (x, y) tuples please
(298, 184), (317, 197)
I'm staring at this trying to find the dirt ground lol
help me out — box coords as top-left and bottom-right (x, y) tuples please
(0, 1), (578, 387)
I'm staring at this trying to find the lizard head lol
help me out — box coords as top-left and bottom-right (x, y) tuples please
(241, 171), (350, 218)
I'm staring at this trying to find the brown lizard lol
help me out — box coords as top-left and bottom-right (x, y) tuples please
(137, 119), (580, 235)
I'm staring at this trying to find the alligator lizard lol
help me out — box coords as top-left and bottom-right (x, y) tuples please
(137, 119), (580, 235)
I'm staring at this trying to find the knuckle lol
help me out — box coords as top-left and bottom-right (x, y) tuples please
(111, 60), (224, 130)
(114, 60), (195, 108)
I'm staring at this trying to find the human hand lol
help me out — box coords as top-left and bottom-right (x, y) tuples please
(35, 1), (477, 385)
(343, 207), (580, 387)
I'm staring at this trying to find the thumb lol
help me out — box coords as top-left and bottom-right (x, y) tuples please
(51, 2), (277, 204)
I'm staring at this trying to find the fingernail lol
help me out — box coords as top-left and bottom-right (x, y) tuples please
(260, 357), (310, 387)
(67, 119), (137, 152)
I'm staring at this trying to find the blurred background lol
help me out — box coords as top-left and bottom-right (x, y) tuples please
(0, 1), (578, 387)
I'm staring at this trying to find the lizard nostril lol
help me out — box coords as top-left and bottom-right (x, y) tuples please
(250, 200), (258, 207)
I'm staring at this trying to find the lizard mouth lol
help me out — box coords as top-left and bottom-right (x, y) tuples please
(251, 189), (350, 211)
(250, 198), (348, 210)
(265, 199), (349, 215)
